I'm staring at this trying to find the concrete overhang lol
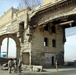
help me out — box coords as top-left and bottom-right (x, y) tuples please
(29, 0), (67, 19)
(30, 0), (76, 27)
(38, 14), (76, 26)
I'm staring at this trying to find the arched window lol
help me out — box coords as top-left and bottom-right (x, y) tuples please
(44, 24), (48, 31)
(44, 37), (48, 46)
(52, 39), (56, 47)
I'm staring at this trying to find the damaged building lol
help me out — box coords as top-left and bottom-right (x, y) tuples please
(0, 0), (76, 67)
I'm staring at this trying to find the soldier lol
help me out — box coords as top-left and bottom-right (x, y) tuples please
(18, 59), (23, 73)
(55, 60), (58, 71)
(8, 59), (13, 73)
(13, 58), (17, 73)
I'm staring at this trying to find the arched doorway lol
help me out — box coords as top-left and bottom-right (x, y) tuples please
(0, 34), (20, 59)
(1, 38), (16, 58)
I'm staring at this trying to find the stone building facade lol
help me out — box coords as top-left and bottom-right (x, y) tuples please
(0, 0), (76, 67)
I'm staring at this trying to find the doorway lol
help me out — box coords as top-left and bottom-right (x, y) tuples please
(1, 38), (16, 58)
(22, 52), (29, 65)
(52, 56), (54, 65)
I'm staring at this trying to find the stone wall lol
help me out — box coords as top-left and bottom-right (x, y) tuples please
(31, 24), (64, 67)
(0, 8), (18, 26)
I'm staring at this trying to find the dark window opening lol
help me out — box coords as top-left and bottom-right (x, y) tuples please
(52, 56), (54, 65)
(19, 21), (24, 43)
(44, 24), (49, 31)
(52, 39), (56, 47)
(63, 28), (66, 43)
(52, 25), (56, 33)
(44, 37), (48, 46)
(19, 22), (24, 32)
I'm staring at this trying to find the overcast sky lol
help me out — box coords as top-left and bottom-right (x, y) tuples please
(0, 0), (76, 61)
(64, 35), (76, 61)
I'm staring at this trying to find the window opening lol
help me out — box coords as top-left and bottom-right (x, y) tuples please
(44, 37), (48, 46)
(44, 24), (49, 31)
(52, 39), (56, 47)
(52, 25), (56, 33)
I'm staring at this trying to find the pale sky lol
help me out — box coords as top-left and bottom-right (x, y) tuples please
(64, 27), (76, 61)
(0, 0), (76, 61)
(0, 0), (21, 16)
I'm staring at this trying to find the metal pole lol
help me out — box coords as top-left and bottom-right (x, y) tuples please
(7, 37), (9, 58)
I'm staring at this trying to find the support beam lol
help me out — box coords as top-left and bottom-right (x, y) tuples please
(59, 20), (74, 26)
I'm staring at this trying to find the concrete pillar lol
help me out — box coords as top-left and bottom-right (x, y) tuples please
(29, 52), (31, 65)
(16, 45), (20, 59)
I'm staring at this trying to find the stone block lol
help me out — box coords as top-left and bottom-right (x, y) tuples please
(33, 65), (43, 72)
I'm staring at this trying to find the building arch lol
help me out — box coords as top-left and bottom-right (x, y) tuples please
(0, 33), (20, 59)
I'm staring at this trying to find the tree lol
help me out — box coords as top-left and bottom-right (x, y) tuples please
(18, 0), (42, 10)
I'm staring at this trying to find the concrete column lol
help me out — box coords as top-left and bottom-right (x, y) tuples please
(29, 52), (31, 65)
(16, 45), (20, 59)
